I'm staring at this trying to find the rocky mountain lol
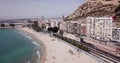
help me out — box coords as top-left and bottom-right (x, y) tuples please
(65, 0), (120, 21)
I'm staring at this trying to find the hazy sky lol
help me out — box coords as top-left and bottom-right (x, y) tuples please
(0, 0), (86, 19)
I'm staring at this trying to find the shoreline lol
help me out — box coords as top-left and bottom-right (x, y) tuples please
(17, 27), (105, 63)
(17, 28), (46, 63)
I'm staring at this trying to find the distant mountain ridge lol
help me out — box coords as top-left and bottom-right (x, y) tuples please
(66, 0), (120, 21)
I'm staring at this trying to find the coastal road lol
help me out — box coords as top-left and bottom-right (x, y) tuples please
(54, 34), (120, 63)
(73, 40), (120, 63)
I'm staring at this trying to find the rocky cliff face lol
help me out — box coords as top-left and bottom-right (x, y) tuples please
(66, 0), (120, 21)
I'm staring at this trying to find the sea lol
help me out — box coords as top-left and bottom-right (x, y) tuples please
(0, 29), (41, 63)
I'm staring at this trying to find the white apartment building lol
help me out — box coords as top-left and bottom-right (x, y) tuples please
(86, 17), (95, 38)
(60, 20), (67, 31)
(38, 18), (62, 30)
(86, 17), (112, 41)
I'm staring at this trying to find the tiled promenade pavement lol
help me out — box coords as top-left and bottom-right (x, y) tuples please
(63, 32), (117, 55)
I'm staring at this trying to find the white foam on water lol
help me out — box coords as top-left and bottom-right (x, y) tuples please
(32, 41), (41, 63)
(27, 61), (30, 63)
(17, 30), (41, 63)
(25, 61), (30, 63)
(32, 41), (40, 46)
(32, 41), (41, 57)
(25, 35), (32, 39)
(36, 51), (41, 58)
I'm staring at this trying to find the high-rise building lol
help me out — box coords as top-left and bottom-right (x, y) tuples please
(86, 17), (112, 41)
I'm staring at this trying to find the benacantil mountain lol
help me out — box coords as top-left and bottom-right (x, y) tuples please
(66, 0), (120, 21)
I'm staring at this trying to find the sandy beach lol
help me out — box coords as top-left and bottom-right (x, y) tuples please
(18, 27), (104, 63)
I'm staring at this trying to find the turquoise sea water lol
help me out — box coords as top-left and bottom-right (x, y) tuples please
(0, 29), (41, 63)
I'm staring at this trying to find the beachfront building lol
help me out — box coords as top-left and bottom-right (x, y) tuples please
(60, 19), (86, 37)
(86, 17), (95, 38)
(0, 21), (26, 28)
(112, 4), (120, 42)
(112, 18), (120, 42)
(38, 21), (46, 29)
(60, 21), (79, 34)
(60, 20), (67, 31)
(0, 22), (10, 28)
(68, 21), (78, 34)
(86, 16), (120, 42)
(38, 18), (62, 29)
(86, 17), (112, 41)
(48, 18), (61, 28)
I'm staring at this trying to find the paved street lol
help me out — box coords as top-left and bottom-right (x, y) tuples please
(63, 32), (120, 63)
(63, 32), (117, 54)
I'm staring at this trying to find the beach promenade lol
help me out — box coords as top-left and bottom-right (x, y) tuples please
(19, 27), (103, 63)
